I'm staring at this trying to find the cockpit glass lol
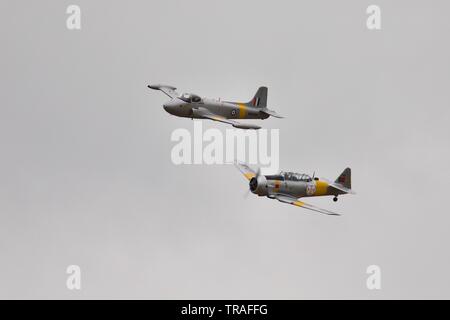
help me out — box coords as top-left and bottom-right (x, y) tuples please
(179, 93), (190, 102)
(179, 93), (201, 103)
(279, 171), (312, 182)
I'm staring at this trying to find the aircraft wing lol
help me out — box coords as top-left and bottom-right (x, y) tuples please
(274, 195), (341, 216)
(195, 107), (261, 130)
(234, 162), (256, 181)
(147, 84), (179, 99)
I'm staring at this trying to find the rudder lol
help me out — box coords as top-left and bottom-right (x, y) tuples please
(247, 87), (267, 108)
(335, 168), (351, 189)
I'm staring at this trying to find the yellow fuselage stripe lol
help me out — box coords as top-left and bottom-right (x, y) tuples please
(274, 180), (281, 192)
(238, 103), (247, 119)
(313, 180), (329, 196)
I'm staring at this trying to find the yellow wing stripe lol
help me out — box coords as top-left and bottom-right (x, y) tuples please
(293, 201), (305, 207)
(244, 173), (255, 180)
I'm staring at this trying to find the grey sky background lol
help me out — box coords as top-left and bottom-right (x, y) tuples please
(1, 0), (449, 299)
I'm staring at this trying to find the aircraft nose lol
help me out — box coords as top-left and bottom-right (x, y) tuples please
(249, 177), (258, 192)
(163, 101), (176, 114)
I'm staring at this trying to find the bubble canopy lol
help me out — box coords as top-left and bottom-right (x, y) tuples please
(179, 93), (201, 103)
(279, 171), (312, 182)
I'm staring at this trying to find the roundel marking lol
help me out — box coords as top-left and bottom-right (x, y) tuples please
(306, 183), (316, 196)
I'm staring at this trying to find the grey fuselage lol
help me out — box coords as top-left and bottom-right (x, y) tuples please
(250, 174), (345, 199)
(163, 98), (269, 120)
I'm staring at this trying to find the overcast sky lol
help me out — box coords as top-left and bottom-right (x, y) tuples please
(1, 0), (450, 299)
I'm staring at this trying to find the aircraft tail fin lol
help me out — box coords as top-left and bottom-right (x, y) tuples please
(246, 86), (267, 108)
(335, 167), (351, 189)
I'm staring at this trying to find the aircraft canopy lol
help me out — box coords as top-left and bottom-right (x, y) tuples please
(179, 93), (202, 103)
(280, 172), (312, 182)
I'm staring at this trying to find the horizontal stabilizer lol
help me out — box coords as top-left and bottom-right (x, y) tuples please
(330, 183), (356, 195)
(322, 178), (356, 195)
(260, 108), (283, 118)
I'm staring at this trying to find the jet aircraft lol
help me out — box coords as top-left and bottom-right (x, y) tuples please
(235, 162), (355, 216)
(148, 84), (282, 129)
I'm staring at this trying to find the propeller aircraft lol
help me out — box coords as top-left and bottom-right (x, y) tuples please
(235, 162), (355, 216)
